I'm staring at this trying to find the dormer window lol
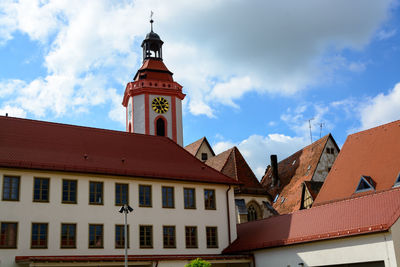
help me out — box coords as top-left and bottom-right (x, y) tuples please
(393, 173), (400, 188)
(355, 176), (375, 193)
(273, 194), (279, 203)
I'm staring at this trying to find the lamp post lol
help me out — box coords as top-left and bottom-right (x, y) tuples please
(119, 204), (133, 267)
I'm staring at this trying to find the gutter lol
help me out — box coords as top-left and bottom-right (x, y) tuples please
(226, 185), (232, 244)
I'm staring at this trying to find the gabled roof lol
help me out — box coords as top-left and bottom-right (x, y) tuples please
(206, 147), (267, 195)
(0, 116), (239, 185)
(223, 187), (400, 253)
(184, 137), (215, 157)
(260, 134), (337, 214)
(314, 120), (400, 206)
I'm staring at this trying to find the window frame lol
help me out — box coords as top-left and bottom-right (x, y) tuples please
(206, 226), (218, 248)
(139, 225), (153, 248)
(183, 188), (196, 209)
(201, 153), (208, 161)
(89, 181), (104, 205)
(60, 223), (77, 249)
(115, 224), (129, 249)
(0, 222), (18, 249)
(185, 226), (198, 248)
(62, 179), (77, 204)
(162, 186), (175, 208)
(115, 183), (129, 206)
(139, 184), (152, 207)
(33, 177), (50, 203)
(204, 189), (216, 210)
(31, 223), (48, 249)
(2, 175), (20, 201)
(163, 225), (176, 248)
(88, 224), (103, 248)
(355, 176), (375, 193)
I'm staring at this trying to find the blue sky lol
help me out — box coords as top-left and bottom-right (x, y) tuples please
(1, 0), (400, 178)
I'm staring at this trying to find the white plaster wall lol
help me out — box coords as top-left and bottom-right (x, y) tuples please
(133, 94), (145, 134)
(254, 232), (397, 267)
(0, 168), (237, 267)
(389, 218), (400, 266)
(148, 95), (172, 139)
(195, 141), (214, 161)
(175, 98), (183, 146)
(312, 137), (338, 182)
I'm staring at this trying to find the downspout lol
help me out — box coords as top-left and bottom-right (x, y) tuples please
(226, 185), (232, 244)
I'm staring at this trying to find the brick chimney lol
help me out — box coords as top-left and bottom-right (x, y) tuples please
(270, 154), (280, 187)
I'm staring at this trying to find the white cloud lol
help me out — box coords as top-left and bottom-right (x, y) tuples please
(348, 62), (366, 72)
(213, 134), (307, 179)
(0, 0), (395, 119)
(107, 88), (125, 125)
(0, 105), (26, 118)
(359, 82), (400, 130)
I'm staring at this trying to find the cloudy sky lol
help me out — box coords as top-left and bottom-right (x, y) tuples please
(1, 0), (400, 178)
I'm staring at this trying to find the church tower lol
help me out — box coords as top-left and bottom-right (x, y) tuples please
(122, 19), (185, 146)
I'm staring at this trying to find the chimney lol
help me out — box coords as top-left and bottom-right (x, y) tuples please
(270, 154), (280, 187)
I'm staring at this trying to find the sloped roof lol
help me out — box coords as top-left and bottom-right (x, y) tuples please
(184, 137), (215, 157)
(314, 120), (400, 206)
(0, 116), (239, 185)
(133, 59), (173, 81)
(260, 134), (336, 214)
(206, 147), (267, 195)
(223, 187), (400, 253)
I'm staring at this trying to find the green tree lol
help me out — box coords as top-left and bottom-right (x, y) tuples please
(185, 258), (211, 267)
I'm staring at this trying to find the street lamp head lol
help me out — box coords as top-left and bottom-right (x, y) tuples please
(118, 206), (125, 213)
(127, 205), (134, 212)
(118, 204), (134, 213)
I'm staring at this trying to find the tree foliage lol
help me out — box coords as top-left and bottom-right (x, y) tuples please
(185, 258), (211, 267)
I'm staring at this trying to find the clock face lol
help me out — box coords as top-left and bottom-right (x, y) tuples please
(152, 97), (169, 114)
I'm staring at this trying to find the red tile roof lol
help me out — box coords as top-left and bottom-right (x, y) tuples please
(314, 120), (400, 206)
(0, 116), (239, 185)
(206, 147), (267, 195)
(133, 59), (174, 81)
(223, 187), (400, 253)
(184, 137), (215, 157)
(260, 134), (337, 214)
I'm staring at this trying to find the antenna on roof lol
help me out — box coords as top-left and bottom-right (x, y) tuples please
(317, 122), (325, 138)
(150, 11), (154, 32)
(308, 118), (314, 144)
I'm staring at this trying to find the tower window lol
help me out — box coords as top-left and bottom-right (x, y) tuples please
(156, 118), (166, 136)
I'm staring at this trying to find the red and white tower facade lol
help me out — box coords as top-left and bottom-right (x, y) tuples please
(122, 20), (185, 146)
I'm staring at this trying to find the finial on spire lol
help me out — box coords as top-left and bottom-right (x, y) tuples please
(150, 11), (154, 32)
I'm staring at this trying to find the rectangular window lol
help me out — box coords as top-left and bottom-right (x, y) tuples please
(201, 153), (208, 161)
(162, 186), (174, 208)
(31, 223), (48, 248)
(62, 180), (77, 204)
(163, 226), (176, 248)
(115, 225), (129, 248)
(184, 188), (196, 209)
(139, 225), (153, 248)
(0, 222), (18, 248)
(115, 183), (129, 205)
(206, 227), (218, 248)
(61, 224), (76, 248)
(185, 226), (198, 248)
(139, 185), (152, 207)
(2, 176), (20, 201)
(33, 177), (50, 202)
(89, 181), (103, 205)
(204, 189), (216, 210)
(89, 224), (103, 248)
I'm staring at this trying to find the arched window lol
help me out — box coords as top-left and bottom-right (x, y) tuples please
(156, 118), (166, 136)
(247, 201), (262, 222)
